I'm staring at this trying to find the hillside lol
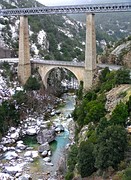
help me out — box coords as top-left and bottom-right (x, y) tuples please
(0, 0), (131, 62)
(70, 12), (131, 47)
(98, 36), (131, 68)
(0, 0), (85, 61)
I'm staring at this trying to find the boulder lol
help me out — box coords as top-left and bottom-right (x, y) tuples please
(17, 174), (31, 180)
(0, 173), (13, 180)
(16, 141), (26, 150)
(4, 151), (18, 160)
(24, 151), (38, 158)
(37, 129), (56, 144)
(43, 157), (51, 162)
(10, 131), (19, 140)
(55, 125), (64, 132)
(38, 142), (50, 153)
(26, 128), (37, 135)
(3, 165), (23, 176)
(41, 150), (48, 157)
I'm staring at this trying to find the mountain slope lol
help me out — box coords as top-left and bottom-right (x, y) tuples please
(0, 0), (85, 61)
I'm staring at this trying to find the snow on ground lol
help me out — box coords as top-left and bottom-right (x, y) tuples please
(9, 25), (18, 39)
(58, 27), (73, 38)
(63, 16), (75, 26)
(0, 65), (23, 104)
(37, 30), (47, 45)
(31, 44), (39, 55)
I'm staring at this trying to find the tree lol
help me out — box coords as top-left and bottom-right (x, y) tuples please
(94, 125), (127, 170)
(24, 76), (40, 91)
(110, 102), (128, 126)
(99, 67), (110, 83)
(115, 68), (131, 85)
(67, 144), (78, 172)
(78, 141), (96, 177)
(122, 167), (131, 180)
(84, 100), (106, 124)
(76, 81), (83, 100)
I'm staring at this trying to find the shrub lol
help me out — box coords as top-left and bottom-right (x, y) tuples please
(24, 76), (40, 91)
(78, 141), (96, 177)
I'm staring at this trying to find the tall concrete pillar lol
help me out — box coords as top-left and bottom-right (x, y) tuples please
(84, 13), (96, 90)
(18, 16), (31, 84)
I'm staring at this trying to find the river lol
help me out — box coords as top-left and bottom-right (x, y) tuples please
(27, 93), (76, 179)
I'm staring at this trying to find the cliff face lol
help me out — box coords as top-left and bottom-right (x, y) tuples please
(123, 51), (131, 68)
(98, 40), (131, 68)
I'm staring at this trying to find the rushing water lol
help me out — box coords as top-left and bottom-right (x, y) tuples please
(28, 93), (76, 179)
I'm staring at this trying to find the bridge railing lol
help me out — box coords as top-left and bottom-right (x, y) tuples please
(0, 2), (131, 16)
(31, 59), (85, 67)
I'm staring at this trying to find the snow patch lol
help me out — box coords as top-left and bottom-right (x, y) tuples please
(58, 27), (73, 38)
(37, 30), (46, 45)
(31, 44), (39, 55)
(63, 16), (75, 26)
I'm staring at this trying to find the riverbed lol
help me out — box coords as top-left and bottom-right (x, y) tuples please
(24, 93), (76, 179)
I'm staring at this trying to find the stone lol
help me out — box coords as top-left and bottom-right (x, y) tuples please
(55, 125), (64, 132)
(37, 128), (56, 144)
(3, 165), (23, 176)
(16, 142), (26, 150)
(51, 111), (56, 116)
(4, 151), (18, 160)
(17, 174), (31, 180)
(48, 150), (51, 156)
(41, 150), (48, 157)
(24, 151), (38, 158)
(43, 157), (51, 162)
(26, 128), (37, 135)
(45, 162), (53, 166)
(0, 173), (13, 180)
(38, 142), (50, 153)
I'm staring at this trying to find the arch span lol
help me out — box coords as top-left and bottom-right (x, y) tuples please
(32, 63), (85, 88)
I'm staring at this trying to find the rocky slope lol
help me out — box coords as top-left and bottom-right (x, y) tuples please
(98, 37), (131, 68)
(0, 0), (85, 61)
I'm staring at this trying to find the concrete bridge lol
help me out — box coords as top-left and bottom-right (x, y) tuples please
(1, 2), (131, 90)
(12, 12), (97, 90)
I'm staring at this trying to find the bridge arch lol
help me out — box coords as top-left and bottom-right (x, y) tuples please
(33, 64), (85, 89)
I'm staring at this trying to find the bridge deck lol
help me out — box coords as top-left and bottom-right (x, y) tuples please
(0, 58), (121, 70)
(32, 59), (85, 67)
(0, 3), (131, 16)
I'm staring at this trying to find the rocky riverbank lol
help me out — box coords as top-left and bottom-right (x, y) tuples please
(0, 93), (76, 180)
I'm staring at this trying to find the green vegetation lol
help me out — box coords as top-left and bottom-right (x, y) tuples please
(0, 100), (20, 136)
(66, 67), (131, 179)
(78, 141), (96, 177)
(24, 76), (41, 91)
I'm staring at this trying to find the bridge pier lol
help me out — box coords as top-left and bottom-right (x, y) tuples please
(18, 16), (31, 84)
(84, 13), (96, 90)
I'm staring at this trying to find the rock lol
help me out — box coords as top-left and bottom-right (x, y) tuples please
(15, 172), (22, 178)
(3, 165), (23, 176)
(38, 142), (50, 153)
(55, 125), (64, 132)
(45, 162), (54, 166)
(17, 174), (31, 180)
(48, 150), (51, 156)
(10, 131), (19, 140)
(37, 128), (56, 144)
(24, 151), (38, 158)
(0, 173), (13, 180)
(26, 128), (37, 135)
(51, 111), (56, 116)
(43, 157), (51, 162)
(41, 150), (48, 157)
(16, 141), (26, 150)
(4, 151), (18, 160)
(55, 110), (61, 115)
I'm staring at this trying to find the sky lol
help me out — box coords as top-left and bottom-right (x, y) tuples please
(37, 0), (128, 6)
(37, 0), (91, 6)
